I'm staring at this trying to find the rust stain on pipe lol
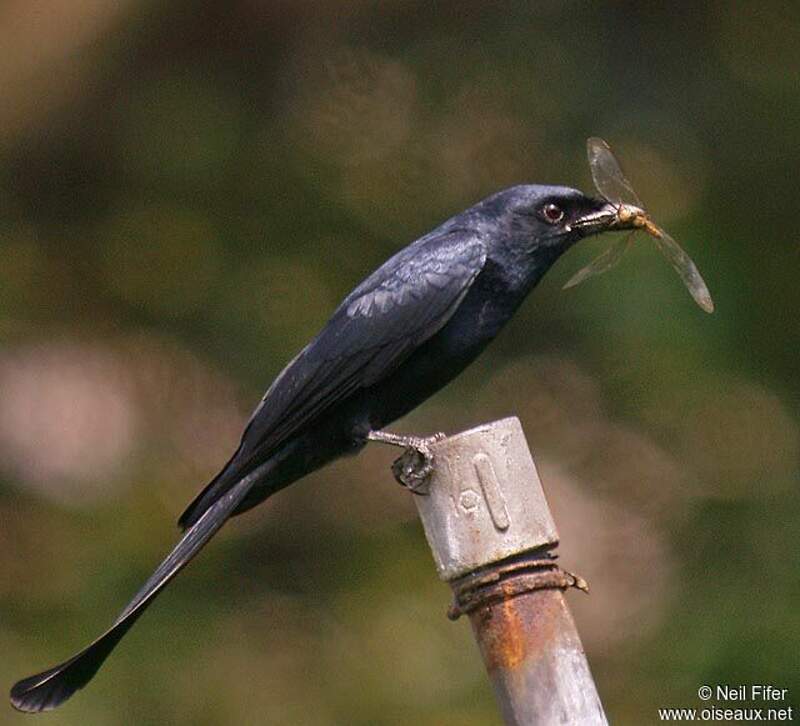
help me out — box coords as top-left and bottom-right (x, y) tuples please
(476, 590), (526, 671)
(472, 589), (564, 673)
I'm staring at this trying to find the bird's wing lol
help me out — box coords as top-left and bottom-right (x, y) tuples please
(179, 231), (486, 529)
(247, 230), (487, 446)
(10, 465), (263, 713)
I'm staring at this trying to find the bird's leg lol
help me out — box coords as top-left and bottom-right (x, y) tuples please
(367, 430), (446, 494)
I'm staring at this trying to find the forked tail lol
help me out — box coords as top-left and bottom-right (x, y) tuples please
(10, 465), (264, 713)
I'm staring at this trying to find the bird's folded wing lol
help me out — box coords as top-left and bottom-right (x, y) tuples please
(246, 231), (487, 448)
(179, 231), (486, 528)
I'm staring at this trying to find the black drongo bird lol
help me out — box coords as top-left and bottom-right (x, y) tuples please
(11, 183), (627, 712)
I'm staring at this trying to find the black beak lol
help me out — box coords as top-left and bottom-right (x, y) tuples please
(570, 200), (620, 236)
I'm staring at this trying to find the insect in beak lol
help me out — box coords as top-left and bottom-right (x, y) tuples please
(565, 137), (715, 314)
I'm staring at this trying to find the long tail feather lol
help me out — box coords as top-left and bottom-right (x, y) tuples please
(10, 466), (263, 713)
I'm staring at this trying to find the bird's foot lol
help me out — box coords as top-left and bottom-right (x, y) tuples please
(367, 430), (446, 494)
(390, 441), (434, 494)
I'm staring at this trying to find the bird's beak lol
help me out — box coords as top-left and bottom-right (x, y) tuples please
(570, 200), (620, 236)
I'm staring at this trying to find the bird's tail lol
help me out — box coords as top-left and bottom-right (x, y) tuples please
(178, 464), (235, 531)
(9, 465), (264, 713)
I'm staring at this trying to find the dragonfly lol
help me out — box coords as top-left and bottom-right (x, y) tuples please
(564, 137), (714, 313)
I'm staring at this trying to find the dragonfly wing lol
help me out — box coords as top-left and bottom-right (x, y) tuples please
(651, 226), (715, 313)
(563, 233), (634, 289)
(587, 137), (643, 207)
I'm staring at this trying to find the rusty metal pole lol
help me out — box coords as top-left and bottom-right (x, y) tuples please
(412, 417), (607, 726)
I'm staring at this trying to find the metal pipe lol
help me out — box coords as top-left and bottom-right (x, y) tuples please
(411, 417), (607, 726)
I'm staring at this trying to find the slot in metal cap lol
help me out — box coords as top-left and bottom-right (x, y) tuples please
(415, 417), (560, 581)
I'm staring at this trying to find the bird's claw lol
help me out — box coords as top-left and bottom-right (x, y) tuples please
(390, 436), (440, 494)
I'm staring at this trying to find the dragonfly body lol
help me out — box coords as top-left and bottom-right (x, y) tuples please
(616, 204), (660, 237)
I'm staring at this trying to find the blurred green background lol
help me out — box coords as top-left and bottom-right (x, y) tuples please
(1, 1), (798, 724)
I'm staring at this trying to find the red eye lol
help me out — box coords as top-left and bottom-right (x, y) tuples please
(542, 203), (564, 224)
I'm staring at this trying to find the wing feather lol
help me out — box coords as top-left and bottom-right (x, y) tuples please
(179, 231), (486, 528)
(245, 232), (485, 452)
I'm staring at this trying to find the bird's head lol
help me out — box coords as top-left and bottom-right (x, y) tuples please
(481, 184), (619, 252)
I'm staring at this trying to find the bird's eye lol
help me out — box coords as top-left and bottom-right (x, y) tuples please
(541, 203), (564, 224)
